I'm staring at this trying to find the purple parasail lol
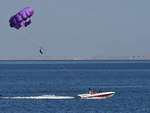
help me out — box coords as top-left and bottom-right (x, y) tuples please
(9, 7), (34, 29)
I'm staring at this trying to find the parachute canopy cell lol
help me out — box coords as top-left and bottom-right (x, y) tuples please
(9, 7), (34, 29)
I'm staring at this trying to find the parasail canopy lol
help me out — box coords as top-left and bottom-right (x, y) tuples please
(9, 7), (34, 29)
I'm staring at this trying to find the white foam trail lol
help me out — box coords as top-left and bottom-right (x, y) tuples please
(1, 95), (75, 99)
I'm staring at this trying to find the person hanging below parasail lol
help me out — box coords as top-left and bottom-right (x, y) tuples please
(39, 48), (44, 55)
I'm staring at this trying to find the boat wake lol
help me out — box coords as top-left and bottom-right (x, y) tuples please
(1, 95), (75, 99)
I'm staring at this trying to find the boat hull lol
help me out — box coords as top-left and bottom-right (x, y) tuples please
(78, 92), (115, 99)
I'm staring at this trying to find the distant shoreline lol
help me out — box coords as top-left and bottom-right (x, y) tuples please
(0, 57), (150, 60)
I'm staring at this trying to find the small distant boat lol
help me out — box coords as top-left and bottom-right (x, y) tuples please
(78, 92), (115, 99)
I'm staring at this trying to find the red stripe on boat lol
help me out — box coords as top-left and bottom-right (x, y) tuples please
(88, 93), (113, 98)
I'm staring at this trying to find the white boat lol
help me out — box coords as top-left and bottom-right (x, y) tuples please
(78, 92), (115, 99)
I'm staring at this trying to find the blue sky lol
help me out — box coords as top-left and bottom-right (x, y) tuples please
(0, 0), (150, 58)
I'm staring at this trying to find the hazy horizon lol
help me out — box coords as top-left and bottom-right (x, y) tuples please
(1, 0), (150, 58)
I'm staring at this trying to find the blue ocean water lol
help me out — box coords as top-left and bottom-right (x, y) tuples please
(0, 60), (150, 113)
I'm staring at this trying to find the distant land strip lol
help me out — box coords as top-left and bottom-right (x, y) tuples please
(0, 56), (150, 60)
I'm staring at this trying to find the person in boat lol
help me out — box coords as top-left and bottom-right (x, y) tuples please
(98, 88), (102, 93)
(88, 88), (96, 94)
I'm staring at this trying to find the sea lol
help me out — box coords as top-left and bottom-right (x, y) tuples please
(0, 60), (150, 113)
